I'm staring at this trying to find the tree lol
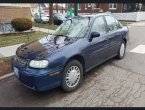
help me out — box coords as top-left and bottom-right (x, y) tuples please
(123, 3), (136, 12)
(62, 4), (64, 14)
(74, 3), (78, 16)
(142, 3), (145, 11)
(49, 3), (53, 25)
(56, 4), (58, 13)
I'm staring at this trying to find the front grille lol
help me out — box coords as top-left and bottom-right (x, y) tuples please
(15, 56), (28, 67)
(19, 72), (34, 88)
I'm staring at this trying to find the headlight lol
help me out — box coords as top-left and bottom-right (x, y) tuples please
(29, 60), (49, 68)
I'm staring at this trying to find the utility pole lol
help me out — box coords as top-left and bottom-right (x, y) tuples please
(56, 4), (58, 13)
(49, 3), (53, 25)
(91, 3), (94, 14)
(74, 3), (78, 16)
(38, 3), (41, 22)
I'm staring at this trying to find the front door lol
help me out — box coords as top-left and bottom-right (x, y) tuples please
(84, 16), (110, 70)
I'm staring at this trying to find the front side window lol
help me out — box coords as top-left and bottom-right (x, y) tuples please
(109, 3), (117, 10)
(105, 16), (119, 32)
(53, 18), (89, 38)
(91, 16), (107, 35)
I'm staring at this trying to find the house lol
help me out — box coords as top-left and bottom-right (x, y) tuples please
(66, 3), (145, 14)
(0, 3), (32, 22)
(66, 3), (124, 14)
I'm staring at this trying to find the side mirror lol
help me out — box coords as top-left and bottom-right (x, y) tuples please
(91, 32), (100, 38)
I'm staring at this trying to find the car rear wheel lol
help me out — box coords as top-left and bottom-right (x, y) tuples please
(62, 60), (83, 92)
(117, 41), (126, 59)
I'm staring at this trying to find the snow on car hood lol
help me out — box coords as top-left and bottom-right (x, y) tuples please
(16, 34), (78, 60)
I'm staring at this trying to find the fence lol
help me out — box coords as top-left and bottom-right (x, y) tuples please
(112, 11), (145, 21)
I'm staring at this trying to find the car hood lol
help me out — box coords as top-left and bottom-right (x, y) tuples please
(16, 35), (78, 60)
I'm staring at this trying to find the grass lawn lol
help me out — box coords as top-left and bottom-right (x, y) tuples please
(0, 32), (48, 47)
(120, 20), (135, 26)
(33, 23), (58, 30)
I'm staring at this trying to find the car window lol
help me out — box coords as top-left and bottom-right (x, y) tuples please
(91, 16), (107, 35)
(53, 18), (89, 38)
(105, 16), (119, 32)
(116, 19), (123, 28)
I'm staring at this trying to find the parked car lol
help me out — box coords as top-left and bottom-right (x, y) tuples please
(12, 13), (129, 92)
(34, 13), (49, 23)
(53, 13), (67, 25)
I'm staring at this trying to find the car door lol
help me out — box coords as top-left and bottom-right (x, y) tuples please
(84, 16), (110, 70)
(104, 15), (123, 57)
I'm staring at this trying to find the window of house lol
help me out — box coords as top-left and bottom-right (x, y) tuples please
(105, 16), (119, 32)
(91, 16), (107, 35)
(96, 3), (100, 8)
(88, 3), (91, 7)
(109, 3), (117, 10)
(78, 3), (81, 10)
(94, 3), (100, 9)
(85, 4), (87, 9)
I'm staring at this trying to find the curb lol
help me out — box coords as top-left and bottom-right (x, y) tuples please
(0, 73), (14, 80)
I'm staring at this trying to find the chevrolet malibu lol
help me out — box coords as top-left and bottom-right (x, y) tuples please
(12, 14), (129, 92)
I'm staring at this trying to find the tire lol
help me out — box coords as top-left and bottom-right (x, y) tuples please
(116, 40), (126, 59)
(62, 60), (83, 92)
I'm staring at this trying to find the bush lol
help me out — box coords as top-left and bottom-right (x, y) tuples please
(11, 18), (32, 32)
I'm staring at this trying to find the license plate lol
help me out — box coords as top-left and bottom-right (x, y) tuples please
(14, 67), (19, 78)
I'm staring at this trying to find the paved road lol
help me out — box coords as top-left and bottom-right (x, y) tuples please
(0, 23), (145, 107)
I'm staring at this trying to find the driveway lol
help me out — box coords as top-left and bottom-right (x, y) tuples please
(0, 22), (145, 107)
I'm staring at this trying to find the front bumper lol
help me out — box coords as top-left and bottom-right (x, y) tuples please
(12, 57), (63, 91)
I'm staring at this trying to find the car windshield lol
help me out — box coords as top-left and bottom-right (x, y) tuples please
(52, 18), (89, 38)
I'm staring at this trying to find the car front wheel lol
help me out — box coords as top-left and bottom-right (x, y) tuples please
(117, 41), (126, 59)
(62, 60), (83, 92)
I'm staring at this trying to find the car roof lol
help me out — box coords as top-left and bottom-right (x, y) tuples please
(69, 13), (112, 23)
(66, 13), (114, 26)
(79, 13), (112, 18)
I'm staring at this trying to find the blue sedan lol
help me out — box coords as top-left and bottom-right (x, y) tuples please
(12, 13), (129, 92)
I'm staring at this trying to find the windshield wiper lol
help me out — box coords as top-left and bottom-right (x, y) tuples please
(67, 19), (72, 23)
(55, 34), (69, 38)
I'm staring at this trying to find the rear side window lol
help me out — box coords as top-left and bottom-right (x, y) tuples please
(105, 16), (119, 32)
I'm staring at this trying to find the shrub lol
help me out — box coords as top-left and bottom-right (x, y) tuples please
(11, 18), (32, 32)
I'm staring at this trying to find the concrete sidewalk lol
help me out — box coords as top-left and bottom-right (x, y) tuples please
(0, 43), (24, 58)
(32, 26), (55, 33)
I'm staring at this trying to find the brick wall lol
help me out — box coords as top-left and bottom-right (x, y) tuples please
(0, 6), (32, 22)
(69, 3), (123, 14)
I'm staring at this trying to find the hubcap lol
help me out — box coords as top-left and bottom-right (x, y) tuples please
(65, 66), (81, 88)
(120, 43), (125, 57)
